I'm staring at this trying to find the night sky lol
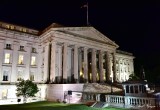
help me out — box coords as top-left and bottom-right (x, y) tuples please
(0, 0), (160, 82)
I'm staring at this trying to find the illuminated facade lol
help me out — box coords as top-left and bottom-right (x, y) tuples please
(0, 22), (134, 103)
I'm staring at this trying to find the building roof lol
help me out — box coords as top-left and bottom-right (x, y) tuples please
(116, 50), (133, 56)
(0, 21), (39, 35)
(122, 80), (148, 85)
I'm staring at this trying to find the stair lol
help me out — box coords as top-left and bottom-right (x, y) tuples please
(91, 102), (108, 108)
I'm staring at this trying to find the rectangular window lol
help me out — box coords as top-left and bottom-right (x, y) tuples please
(18, 55), (24, 64)
(17, 70), (23, 81)
(2, 89), (7, 99)
(41, 71), (44, 81)
(3, 71), (8, 81)
(20, 46), (24, 51)
(6, 44), (11, 49)
(4, 53), (10, 64)
(32, 47), (36, 53)
(31, 56), (36, 65)
(30, 72), (34, 81)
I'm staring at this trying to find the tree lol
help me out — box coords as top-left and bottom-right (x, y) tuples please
(16, 79), (39, 103)
(129, 73), (140, 81)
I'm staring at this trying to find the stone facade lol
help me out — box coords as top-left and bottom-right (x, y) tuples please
(0, 22), (134, 102)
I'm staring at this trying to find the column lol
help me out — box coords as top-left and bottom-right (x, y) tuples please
(113, 52), (117, 82)
(74, 45), (78, 83)
(43, 42), (50, 82)
(129, 85), (130, 93)
(63, 43), (68, 83)
(106, 51), (111, 82)
(50, 41), (56, 83)
(99, 50), (104, 83)
(92, 49), (96, 83)
(83, 47), (88, 83)
(0, 40), (4, 81)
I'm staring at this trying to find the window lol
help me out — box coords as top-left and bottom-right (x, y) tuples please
(18, 55), (24, 64)
(20, 46), (24, 51)
(32, 47), (36, 53)
(31, 56), (36, 65)
(134, 86), (138, 93)
(17, 70), (23, 81)
(130, 86), (134, 93)
(4, 53), (11, 64)
(126, 85), (129, 93)
(2, 89), (7, 99)
(3, 71), (8, 81)
(42, 47), (45, 52)
(6, 44), (11, 49)
(41, 71), (44, 81)
(30, 72), (34, 81)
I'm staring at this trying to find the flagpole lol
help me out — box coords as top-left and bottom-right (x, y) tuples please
(87, 2), (89, 26)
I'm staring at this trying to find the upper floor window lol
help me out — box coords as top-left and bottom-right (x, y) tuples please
(32, 47), (36, 53)
(4, 53), (11, 64)
(20, 46), (24, 51)
(18, 55), (24, 64)
(6, 44), (11, 49)
(31, 56), (36, 65)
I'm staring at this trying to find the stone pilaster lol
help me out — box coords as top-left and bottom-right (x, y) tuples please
(99, 50), (104, 83)
(11, 42), (19, 83)
(43, 42), (50, 83)
(83, 47), (88, 83)
(92, 49), (96, 83)
(63, 43), (68, 83)
(26, 43), (32, 80)
(74, 45), (78, 83)
(0, 40), (4, 82)
(113, 52), (117, 82)
(50, 41), (56, 83)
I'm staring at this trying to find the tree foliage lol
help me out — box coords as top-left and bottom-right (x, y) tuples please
(128, 73), (140, 81)
(16, 79), (39, 100)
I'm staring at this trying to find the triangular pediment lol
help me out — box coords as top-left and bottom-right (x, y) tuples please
(55, 26), (119, 48)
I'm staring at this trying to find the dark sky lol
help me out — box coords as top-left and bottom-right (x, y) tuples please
(0, 0), (160, 79)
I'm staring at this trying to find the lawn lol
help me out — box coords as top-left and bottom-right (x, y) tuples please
(0, 101), (129, 110)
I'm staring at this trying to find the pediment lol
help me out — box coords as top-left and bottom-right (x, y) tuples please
(55, 26), (119, 48)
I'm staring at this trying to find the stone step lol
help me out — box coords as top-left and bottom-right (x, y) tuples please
(91, 101), (108, 108)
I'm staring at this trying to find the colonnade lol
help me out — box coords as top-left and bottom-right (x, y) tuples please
(44, 41), (117, 84)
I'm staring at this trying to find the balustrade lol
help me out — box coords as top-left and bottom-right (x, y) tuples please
(83, 93), (157, 109)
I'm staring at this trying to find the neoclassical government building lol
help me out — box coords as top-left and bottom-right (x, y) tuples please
(0, 22), (134, 103)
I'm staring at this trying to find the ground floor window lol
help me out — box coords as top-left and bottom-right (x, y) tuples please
(3, 70), (9, 81)
(30, 72), (34, 81)
(2, 89), (7, 99)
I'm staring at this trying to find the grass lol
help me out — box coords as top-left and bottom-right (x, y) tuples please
(0, 101), (129, 110)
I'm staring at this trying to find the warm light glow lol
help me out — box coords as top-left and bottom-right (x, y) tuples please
(4, 53), (10, 63)
(18, 55), (24, 64)
(96, 73), (99, 80)
(103, 73), (106, 80)
(90, 73), (92, 80)
(2, 89), (7, 99)
(31, 56), (36, 65)
(80, 70), (83, 77)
